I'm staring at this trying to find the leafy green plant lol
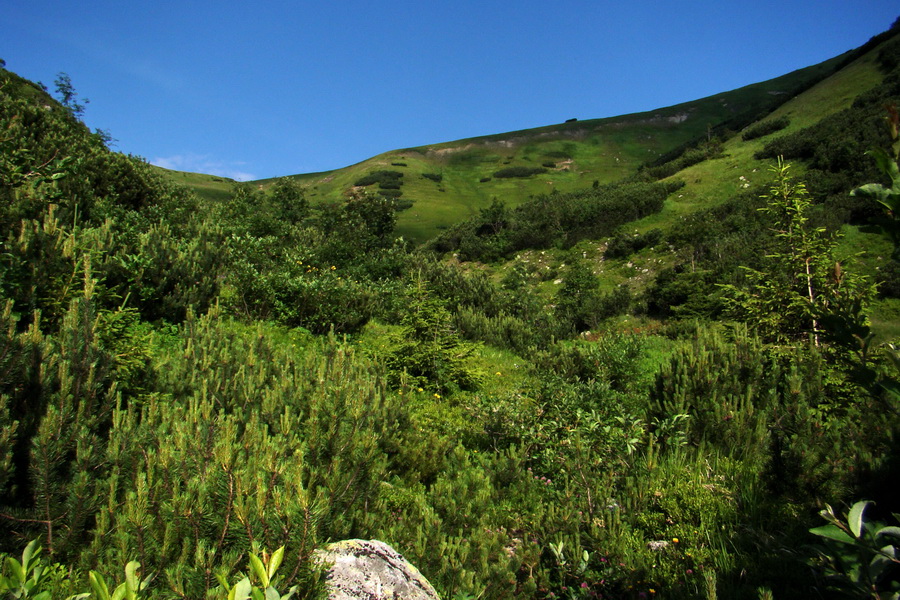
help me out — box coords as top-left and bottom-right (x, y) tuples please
(851, 106), (900, 219)
(0, 539), (57, 599)
(809, 501), (900, 599)
(852, 104), (900, 256)
(214, 546), (299, 600)
(386, 282), (482, 393)
(720, 159), (875, 347)
(87, 561), (152, 600)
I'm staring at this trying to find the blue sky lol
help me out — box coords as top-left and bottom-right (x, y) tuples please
(3, 1), (898, 181)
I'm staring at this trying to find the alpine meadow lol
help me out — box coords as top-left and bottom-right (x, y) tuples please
(4, 17), (900, 600)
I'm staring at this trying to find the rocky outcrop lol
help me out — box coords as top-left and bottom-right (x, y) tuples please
(314, 539), (440, 600)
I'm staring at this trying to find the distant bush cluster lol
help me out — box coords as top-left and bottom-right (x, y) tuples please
(492, 166), (547, 179)
(422, 172), (443, 183)
(604, 228), (664, 259)
(429, 180), (682, 262)
(354, 169), (404, 188)
(638, 145), (720, 181)
(741, 116), (791, 141)
(353, 169), (412, 204)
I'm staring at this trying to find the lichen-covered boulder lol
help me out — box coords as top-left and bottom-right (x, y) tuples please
(314, 539), (440, 600)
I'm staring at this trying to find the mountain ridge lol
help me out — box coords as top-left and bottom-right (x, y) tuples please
(158, 32), (886, 242)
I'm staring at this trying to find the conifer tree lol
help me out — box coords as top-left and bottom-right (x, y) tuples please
(387, 282), (481, 393)
(721, 159), (874, 347)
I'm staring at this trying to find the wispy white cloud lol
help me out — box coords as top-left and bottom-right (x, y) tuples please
(151, 153), (256, 182)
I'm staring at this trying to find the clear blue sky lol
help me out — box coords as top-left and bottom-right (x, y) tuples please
(3, 1), (898, 181)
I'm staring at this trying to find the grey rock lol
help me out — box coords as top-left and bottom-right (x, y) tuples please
(314, 539), (440, 600)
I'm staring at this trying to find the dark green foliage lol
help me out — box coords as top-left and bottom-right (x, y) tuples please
(553, 260), (600, 333)
(0, 282), (126, 559)
(645, 324), (898, 595)
(351, 170), (406, 202)
(385, 284), (481, 393)
(645, 267), (724, 319)
(754, 43), (900, 226)
(353, 170), (403, 187)
(377, 187), (402, 198)
(271, 178), (309, 223)
(876, 259), (900, 297)
(535, 334), (647, 394)
(393, 198), (414, 211)
(643, 188), (775, 319)
(452, 307), (544, 355)
(638, 145), (720, 181)
(809, 501), (900, 598)
(492, 166), (547, 179)
(851, 104), (900, 257)
(604, 228), (663, 260)
(720, 160), (876, 347)
(430, 180), (679, 261)
(221, 232), (376, 334)
(53, 72), (88, 118)
(741, 116), (790, 141)
(421, 172), (443, 183)
(316, 194), (399, 268)
(86, 311), (399, 597)
(405, 258), (552, 352)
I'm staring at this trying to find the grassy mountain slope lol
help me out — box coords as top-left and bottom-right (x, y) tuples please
(618, 39), (898, 339)
(165, 47), (853, 242)
(424, 29), (900, 341)
(316, 52), (843, 242)
(154, 168), (236, 203)
(647, 41), (886, 225)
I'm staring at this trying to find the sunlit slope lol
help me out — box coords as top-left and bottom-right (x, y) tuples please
(652, 42), (886, 227)
(266, 53), (842, 242)
(149, 168), (236, 204)
(160, 41), (870, 243)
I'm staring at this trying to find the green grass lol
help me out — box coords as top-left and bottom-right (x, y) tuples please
(767, 48), (884, 131)
(871, 298), (900, 342)
(151, 166), (236, 204)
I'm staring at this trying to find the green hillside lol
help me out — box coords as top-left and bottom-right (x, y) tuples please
(154, 168), (237, 203)
(165, 33), (887, 244)
(157, 47), (846, 242)
(198, 47), (851, 243)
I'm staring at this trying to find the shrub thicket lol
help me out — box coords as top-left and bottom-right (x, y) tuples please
(741, 115), (790, 141)
(492, 166), (547, 178)
(429, 180), (680, 261)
